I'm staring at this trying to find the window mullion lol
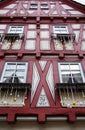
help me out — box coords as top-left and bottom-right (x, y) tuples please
(69, 64), (74, 83)
(12, 63), (17, 83)
(79, 63), (85, 83)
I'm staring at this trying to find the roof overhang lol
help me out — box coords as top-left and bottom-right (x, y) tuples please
(0, 0), (16, 8)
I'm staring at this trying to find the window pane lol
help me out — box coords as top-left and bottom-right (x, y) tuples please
(4, 71), (14, 77)
(60, 64), (69, 70)
(6, 64), (16, 70)
(41, 4), (48, 8)
(30, 4), (37, 8)
(72, 73), (83, 83)
(16, 71), (25, 77)
(62, 75), (72, 83)
(61, 72), (72, 83)
(70, 64), (80, 70)
(17, 64), (26, 69)
(73, 77), (83, 83)
(18, 77), (25, 83)
(61, 71), (71, 75)
(71, 71), (81, 74)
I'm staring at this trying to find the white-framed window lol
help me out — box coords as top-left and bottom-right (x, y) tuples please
(8, 25), (24, 33)
(1, 25), (24, 50)
(40, 3), (48, 9)
(53, 25), (69, 34)
(0, 62), (28, 83)
(30, 3), (38, 9)
(58, 62), (85, 83)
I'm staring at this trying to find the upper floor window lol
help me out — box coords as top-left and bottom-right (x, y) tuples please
(0, 62), (28, 83)
(53, 25), (69, 34)
(58, 62), (85, 108)
(1, 25), (24, 50)
(40, 3), (48, 9)
(52, 25), (75, 50)
(58, 62), (85, 83)
(8, 25), (24, 34)
(0, 62), (28, 107)
(30, 3), (38, 9)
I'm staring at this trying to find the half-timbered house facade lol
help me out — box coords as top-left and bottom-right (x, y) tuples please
(0, 0), (85, 124)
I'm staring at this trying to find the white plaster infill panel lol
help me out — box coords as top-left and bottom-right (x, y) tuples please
(36, 87), (50, 107)
(25, 40), (36, 50)
(39, 61), (47, 71)
(46, 64), (55, 100)
(40, 40), (50, 50)
(27, 31), (36, 38)
(31, 63), (40, 103)
(0, 10), (9, 15)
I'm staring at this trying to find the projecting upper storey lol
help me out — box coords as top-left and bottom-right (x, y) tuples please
(0, 0), (85, 58)
(0, 23), (85, 57)
(0, 0), (85, 17)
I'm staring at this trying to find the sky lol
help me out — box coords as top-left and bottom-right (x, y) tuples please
(73, 0), (85, 5)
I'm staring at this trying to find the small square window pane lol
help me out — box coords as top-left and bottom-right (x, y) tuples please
(60, 64), (69, 70)
(16, 71), (25, 77)
(18, 77), (25, 83)
(41, 4), (48, 9)
(30, 4), (38, 8)
(71, 71), (81, 75)
(61, 71), (71, 75)
(62, 76), (72, 83)
(5, 71), (14, 77)
(70, 64), (79, 70)
(6, 64), (16, 70)
(17, 64), (25, 70)
(72, 74), (83, 83)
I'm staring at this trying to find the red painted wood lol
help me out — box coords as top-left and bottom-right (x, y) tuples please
(31, 61), (55, 107)
(36, 24), (41, 57)
(0, 0), (16, 9)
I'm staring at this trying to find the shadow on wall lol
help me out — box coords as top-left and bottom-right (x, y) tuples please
(0, 121), (85, 130)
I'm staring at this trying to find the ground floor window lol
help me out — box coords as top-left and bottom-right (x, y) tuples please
(0, 62), (28, 107)
(58, 62), (85, 83)
(1, 62), (28, 83)
(58, 62), (85, 108)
